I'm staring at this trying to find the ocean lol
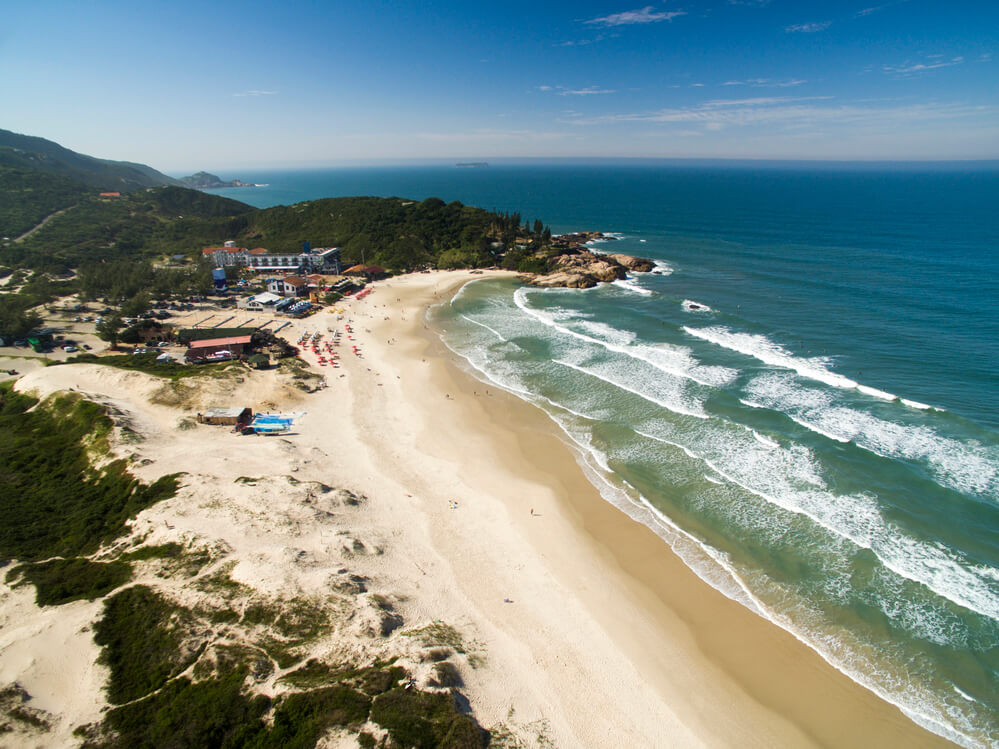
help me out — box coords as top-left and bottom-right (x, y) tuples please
(208, 162), (999, 746)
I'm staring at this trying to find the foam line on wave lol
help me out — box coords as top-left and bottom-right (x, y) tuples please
(744, 374), (999, 499)
(515, 287), (737, 388)
(459, 313), (507, 342)
(683, 325), (899, 400)
(612, 277), (654, 296)
(633, 426), (999, 623)
(553, 358), (708, 420)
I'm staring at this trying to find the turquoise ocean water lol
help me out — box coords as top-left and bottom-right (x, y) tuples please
(209, 163), (999, 745)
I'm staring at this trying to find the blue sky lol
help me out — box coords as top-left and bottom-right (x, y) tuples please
(2, 0), (996, 169)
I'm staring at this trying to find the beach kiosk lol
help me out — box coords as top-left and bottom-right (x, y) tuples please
(197, 407), (253, 426)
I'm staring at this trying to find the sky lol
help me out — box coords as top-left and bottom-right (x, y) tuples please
(2, 0), (997, 170)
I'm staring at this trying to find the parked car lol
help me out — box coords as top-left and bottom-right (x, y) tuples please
(63, 345), (78, 352)
(82, 344), (92, 350)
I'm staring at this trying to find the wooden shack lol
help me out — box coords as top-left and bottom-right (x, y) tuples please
(197, 407), (253, 426)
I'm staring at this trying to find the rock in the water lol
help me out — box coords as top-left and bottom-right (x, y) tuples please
(608, 253), (655, 272)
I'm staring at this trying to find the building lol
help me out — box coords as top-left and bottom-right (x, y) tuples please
(197, 407), (253, 426)
(202, 247), (247, 266)
(236, 291), (282, 311)
(343, 264), (387, 280)
(201, 245), (341, 274)
(267, 276), (308, 297)
(185, 335), (252, 362)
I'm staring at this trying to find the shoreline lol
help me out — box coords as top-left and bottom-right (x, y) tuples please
(327, 271), (952, 746)
(0, 270), (955, 746)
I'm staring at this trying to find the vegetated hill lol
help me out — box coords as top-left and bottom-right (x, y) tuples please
(2, 190), (548, 275)
(179, 171), (250, 189)
(238, 196), (533, 270)
(0, 128), (182, 192)
(0, 166), (94, 239)
(3, 186), (254, 273)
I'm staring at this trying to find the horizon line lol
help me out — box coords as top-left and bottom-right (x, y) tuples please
(167, 156), (999, 175)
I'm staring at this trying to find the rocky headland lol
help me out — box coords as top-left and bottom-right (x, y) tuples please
(179, 171), (255, 189)
(527, 232), (655, 289)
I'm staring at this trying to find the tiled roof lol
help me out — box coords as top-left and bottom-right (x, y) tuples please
(188, 335), (253, 349)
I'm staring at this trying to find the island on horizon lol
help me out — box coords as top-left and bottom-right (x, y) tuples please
(180, 171), (256, 189)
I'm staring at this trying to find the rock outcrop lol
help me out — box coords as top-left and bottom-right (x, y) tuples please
(527, 248), (654, 289)
(607, 253), (655, 273)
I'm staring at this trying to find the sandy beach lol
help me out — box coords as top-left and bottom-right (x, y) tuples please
(0, 270), (952, 747)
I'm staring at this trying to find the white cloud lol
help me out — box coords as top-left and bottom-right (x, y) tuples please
(785, 21), (832, 33)
(856, 1), (909, 17)
(539, 85), (616, 96)
(564, 96), (991, 136)
(559, 87), (616, 96)
(722, 78), (807, 88)
(585, 6), (686, 27)
(412, 129), (573, 143)
(882, 56), (965, 75)
(232, 89), (277, 97)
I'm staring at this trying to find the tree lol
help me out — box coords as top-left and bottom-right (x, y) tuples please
(0, 305), (42, 338)
(121, 291), (151, 318)
(96, 314), (125, 349)
(533, 219), (543, 236)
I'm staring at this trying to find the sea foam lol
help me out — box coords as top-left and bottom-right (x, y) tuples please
(684, 325), (900, 402)
(745, 373), (999, 499)
(516, 288), (736, 388)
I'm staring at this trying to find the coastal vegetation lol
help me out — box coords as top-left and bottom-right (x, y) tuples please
(79, 571), (485, 748)
(2, 186), (253, 273)
(6, 558), (132, 606)
(0, 383), (178, 564)
(0, 167), (91, 239)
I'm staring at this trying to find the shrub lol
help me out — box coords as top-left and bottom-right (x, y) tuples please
(7, 558), (131, 606)
(93, 586), (200, 704)
(0, 384), (179, 563)
(370, 688), (483, 749)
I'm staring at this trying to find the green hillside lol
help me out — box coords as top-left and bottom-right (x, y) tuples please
(0, 167), (94, 239)
(240, 196), (529, 269)
(0, 129), (181, 192)
(0, 131), (552, 276)
(3, 186), (254, 272)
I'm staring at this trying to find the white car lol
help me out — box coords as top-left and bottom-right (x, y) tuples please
(63, 345), (78, 352)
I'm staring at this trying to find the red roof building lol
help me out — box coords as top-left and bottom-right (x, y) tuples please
(185, 335), (253, 362)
